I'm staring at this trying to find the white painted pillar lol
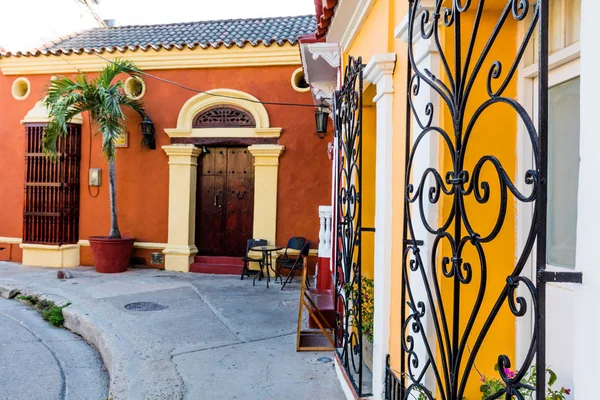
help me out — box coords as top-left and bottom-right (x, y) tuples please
(574, 1), (600, 397)
(364, 53), (396, 400)
(318, 205), (333, 257)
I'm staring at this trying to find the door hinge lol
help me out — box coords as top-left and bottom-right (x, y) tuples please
(539, 270), (583, 284)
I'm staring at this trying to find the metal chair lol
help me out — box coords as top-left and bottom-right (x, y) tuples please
(275, 237), (306, 276)
(240, 239), (267, 280)
(279, 241), (311, 290)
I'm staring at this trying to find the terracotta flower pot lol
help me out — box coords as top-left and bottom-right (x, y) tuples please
(89, 236), (135, 274)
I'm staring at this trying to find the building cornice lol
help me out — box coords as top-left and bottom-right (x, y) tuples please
(364, 53), (396, 102)
(0, 44), (301, 76)
(326, 0), (377, 51)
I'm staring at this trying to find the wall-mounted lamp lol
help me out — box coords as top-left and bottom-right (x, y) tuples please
(315, 102), (330, 139)
(139, 116), (156, 150)
(201, 145), (211, 154)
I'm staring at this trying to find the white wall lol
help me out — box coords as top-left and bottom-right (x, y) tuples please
(573, 0), (600, 397)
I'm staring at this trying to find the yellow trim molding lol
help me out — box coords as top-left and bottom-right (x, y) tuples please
(0, 237), (22, 244)
(164, 88), (282, 139)
(162, 144), (202, 272)
(78, 240), (166, 250)
(276, 248), (319, 257)
(21, 99), (83, 125)
(20, 243), (80, 268)
(166, 127), (282, 139)
(248, 144), (285, 246)
(0, 44), (301, 76)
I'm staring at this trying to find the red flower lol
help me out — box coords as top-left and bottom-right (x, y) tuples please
(564, 388), (571, 395)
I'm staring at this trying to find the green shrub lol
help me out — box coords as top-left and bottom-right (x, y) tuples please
(17, 295), (70, 327)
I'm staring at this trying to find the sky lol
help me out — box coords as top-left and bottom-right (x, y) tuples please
(0, 0), (316, 51)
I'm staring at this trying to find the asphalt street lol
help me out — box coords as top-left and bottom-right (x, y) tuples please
(0, 297), (108, 400)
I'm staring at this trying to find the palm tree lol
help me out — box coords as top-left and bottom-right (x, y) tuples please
(43, 58), (146, 239)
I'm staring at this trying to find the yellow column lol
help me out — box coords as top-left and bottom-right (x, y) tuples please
(248, 144), (284, 245)
(162, 144), (202, 272)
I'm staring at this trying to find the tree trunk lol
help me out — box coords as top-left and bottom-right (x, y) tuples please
(108, 159), (121, 239)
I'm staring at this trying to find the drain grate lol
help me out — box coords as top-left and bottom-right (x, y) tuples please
(124, 302), (169, 311)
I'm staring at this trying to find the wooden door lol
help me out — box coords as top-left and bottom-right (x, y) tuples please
(196, 147), (254, 256)
(223, 148), (254, 256)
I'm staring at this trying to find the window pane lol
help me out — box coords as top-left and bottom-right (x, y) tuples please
(566, 0), (581, 46)
(547, 77), (580, 268)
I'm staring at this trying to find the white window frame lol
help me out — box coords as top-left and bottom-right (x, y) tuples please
(515, 38), (580, 376)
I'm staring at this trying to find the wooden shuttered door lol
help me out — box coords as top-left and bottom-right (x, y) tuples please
(23, 124), (81, 245)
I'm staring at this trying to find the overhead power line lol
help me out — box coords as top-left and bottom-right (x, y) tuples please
(90, 52), (322, 108)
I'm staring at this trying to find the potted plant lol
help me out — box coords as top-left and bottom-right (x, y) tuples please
(360, 277), (374, 372)
(43, 59), (146, 273)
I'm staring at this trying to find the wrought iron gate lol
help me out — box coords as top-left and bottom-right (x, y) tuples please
(334, 56), (368, 396)
(391, 1), (582, 400)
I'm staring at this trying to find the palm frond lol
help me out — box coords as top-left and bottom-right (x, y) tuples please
(117, 92), (146, 118)
(97, 58), (142, 88)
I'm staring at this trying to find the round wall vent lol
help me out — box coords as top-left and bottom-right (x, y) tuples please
(124, 77), (146, 100)
(12, 77), (31, 100)
(291, 68), (310, 93)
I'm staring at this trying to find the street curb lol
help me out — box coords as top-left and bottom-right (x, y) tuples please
(0, 282), (143, 400)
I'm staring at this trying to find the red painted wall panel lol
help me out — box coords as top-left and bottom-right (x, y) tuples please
(0, 62), (331, 260)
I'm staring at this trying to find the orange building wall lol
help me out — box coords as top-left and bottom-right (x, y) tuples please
(0, 62), (331, 264)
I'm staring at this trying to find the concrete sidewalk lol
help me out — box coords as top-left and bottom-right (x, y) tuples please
(0, 262), (344, 400)
(0, 297), (108, 400)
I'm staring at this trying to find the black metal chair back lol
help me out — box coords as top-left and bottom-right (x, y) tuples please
(247, 238), (267, 255)
(278, 237), (306, 264)
(288, 237), (306, 250)
(240, 238), (267, 280)
(281, 241), (311, 290)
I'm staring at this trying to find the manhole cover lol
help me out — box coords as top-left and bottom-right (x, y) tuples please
(317, 357), (332, 363)
(124, 302), (169, 311)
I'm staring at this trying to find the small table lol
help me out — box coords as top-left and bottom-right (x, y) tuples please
(250, 245), (283, 288)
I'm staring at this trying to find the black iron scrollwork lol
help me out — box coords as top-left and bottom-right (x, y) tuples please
(334, 56), (367, 396)
(401, 1), (549, 400)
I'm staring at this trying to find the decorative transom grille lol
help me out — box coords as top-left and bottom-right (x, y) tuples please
(192, 106), (256, 128)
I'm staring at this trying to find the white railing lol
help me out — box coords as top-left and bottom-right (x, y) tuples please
(318, 205), (333, 258)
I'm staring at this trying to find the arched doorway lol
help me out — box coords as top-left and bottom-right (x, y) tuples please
(162, 89), (284, 272)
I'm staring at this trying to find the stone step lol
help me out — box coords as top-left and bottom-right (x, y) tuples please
(193, 256), (244, 266)
(189, 263), (242, 275)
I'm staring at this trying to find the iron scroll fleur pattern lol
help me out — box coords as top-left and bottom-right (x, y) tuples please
(334, 56), (367, 396)
(402, 1), (547, 400)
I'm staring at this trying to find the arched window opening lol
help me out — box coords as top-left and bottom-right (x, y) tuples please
(192, 106), (256, 128)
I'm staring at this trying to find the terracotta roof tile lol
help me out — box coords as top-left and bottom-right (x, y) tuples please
(2, 14), (316, 58)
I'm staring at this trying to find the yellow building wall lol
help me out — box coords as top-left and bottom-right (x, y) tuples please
(362, 85), (377, 281)
(341, 1), (520, 397)
(343, 0), (408, 377)
(347, 0), (391, 61)
(437, 9), (518, 399)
